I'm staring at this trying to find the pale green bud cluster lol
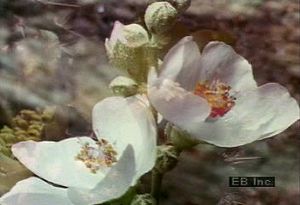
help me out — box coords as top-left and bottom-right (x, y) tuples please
(0, 107), (55, 158)
(131, 194), (156, 205)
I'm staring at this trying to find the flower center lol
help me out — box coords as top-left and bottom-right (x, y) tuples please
(75, 139), (118, 174)
(194, 80), (235, 118)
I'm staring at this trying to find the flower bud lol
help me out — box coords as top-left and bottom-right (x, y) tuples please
(131, 194), (156, 205)
(106, 22), (157, 82)
(145, 2), (178, 35)
(109, 76), (138, 97)
(106, 22), (149, 50)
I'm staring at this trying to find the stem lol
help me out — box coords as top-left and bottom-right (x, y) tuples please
(151, 170), (163, 204)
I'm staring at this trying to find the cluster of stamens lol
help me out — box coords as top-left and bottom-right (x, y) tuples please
(194, 80), (236, 118)
(75, 139), (118, 174)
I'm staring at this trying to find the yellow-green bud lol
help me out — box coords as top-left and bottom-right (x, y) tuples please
(0, 107), (55, 158)
(145, 2), (178, 35)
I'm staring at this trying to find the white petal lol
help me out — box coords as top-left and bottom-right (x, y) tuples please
(198, 41), (257, 92)
(92, 96), (156, 181)
(0, 177), (73, 205)
(158, 36), (201, 91)
(67, 145), (136, 205)
(184, 83), (299, 147)
(148, 78), (211, 129)
(249, 83), (299, 140)
(184, 118), (261, 147)
(12, 137), (107, 189)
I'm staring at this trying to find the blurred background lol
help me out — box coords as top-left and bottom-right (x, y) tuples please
(0, 0), (299, 204)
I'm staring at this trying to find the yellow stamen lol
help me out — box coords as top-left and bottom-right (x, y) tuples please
(194, 80), (235, 118)
(75, 139), (118, 174)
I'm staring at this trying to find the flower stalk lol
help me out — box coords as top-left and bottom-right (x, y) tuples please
(151, 170), (163, 204)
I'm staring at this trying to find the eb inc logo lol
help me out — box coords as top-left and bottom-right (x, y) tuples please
(229, 177), (275, 187)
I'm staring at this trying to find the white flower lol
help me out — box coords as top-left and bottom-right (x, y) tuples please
(0, 96), (157, 205)
(148, 36), (299, 147)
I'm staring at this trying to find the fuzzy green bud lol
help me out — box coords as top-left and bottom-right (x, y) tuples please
(105, 22), (149, 53)
(131, 194), (156, 205)
(106, 22), (158, 82)
(109, 76), (138, 97)
(145, 2), (178, 35)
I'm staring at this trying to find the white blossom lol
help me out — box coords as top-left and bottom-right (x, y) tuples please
(0, 96), (157, 205)
(148, 36), (299, 147)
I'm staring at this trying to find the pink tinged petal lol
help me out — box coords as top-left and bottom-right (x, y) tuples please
(108, 21), (126, 47)
(148, 78), (211, 129)
(12, 137), (107, 189)
(92, 96), (157, 181)
(67, 145), (136, 205)
(158, 36), (202, 91)
(198, 41), (257, 92)
(0, 177), (73, 205)
(185, 83), (299, 147)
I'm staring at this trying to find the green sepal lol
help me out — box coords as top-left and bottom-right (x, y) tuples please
(154, 145), (180, 174)
(166, 124), (199, 151)
(101, 186), (137, 205)
(131, 194), (156, 205)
